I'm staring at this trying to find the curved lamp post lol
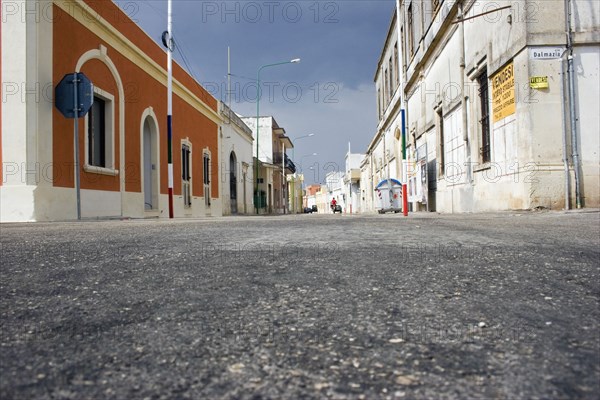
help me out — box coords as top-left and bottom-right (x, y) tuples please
(290, 133), (314, 213)
(255, 58), (300, 214)
(292, 152), (317, 213)
(291, 133), (315, 164)
(299, 152), (318, 173)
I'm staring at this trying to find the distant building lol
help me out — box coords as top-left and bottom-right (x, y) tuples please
(241, 116), (295, 214)
(360, 156), (375, 214)
(304, 184), (322, 211)
(315, 186), (329, 215)
(287, 173), (304, 213)
(325, 171), (345, 212)
(343, 148), (364, 214)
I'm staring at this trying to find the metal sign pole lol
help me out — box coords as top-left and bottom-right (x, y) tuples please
(73, 73), (81, 220)
(56, 72), (93, 221)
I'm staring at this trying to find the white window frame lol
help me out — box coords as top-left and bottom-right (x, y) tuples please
(203, 148), (212, 207)
(84, 86), (117, 176)
(181, 140), (192, 209)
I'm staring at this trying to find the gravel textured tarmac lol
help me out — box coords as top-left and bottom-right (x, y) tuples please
(1, 211), (599, 399)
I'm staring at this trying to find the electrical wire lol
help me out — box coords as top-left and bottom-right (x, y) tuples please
(130, 1), (214, 104)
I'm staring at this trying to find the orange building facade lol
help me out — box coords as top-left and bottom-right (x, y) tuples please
(1, 0), (222, 221)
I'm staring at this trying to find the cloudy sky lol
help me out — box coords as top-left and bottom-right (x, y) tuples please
(117, 1), (395, 184)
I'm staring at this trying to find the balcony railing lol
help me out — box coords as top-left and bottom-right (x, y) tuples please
(285, 154), (296, 174)
(273, 153), (296, 174)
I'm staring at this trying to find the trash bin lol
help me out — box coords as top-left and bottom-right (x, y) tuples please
(375, 179), (403, 214)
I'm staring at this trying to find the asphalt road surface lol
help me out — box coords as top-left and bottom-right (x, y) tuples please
(1, 211), (599, 399)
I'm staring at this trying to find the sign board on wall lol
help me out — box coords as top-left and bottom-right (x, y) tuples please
(408, 145), (428, 204)
(530, 76), (549, 89)
(407, 148), (417, 203)
(491, 61), (516, 122)
(529, 47), (565, 60)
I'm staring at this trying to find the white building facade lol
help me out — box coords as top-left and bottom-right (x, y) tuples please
(241, 116), (295, 214)
(363, 0), (599, 214)
(343, 150), (364, 214)
(325, 171), (345, 212)
(220, 103), (254, 215)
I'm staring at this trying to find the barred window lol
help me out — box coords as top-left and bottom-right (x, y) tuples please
(408, 4), (414, 56)
(182, 144), (191, 208)
(88, 97), (106, 168)
(203, 152), (211, 207)
(478, 70), (491, 163)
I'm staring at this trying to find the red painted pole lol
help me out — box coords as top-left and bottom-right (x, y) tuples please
(166, 0), (174, 218)
(401, 109), (408, 217)
(402, 184), (408, 216)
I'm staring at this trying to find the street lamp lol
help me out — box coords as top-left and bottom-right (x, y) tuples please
(255, 58), (301, 214)
(291, 133), (315, 164)
(299, 152), (318, 173)
(289, 133), (315, 213)
(290, 133), (315, 214)
(292, 152), (317, 213)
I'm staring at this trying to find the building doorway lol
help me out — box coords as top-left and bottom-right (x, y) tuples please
(182, 144), (191, 209)
(242, 171), (248, 214)
(230, 151), (238, 214)
(142, 117), (159, 211)
(268, 184), (272, 214)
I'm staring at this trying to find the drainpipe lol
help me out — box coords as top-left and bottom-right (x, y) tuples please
(565, 0), (582, 208)
(459, 1), (471, 184)
(560, 55), (571, 210)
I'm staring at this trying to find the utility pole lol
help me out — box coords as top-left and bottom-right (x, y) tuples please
(166, 0), (174, 218)
(395, 0), (408, 217)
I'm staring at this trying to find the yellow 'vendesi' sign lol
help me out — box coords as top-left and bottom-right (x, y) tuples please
(530, 76), (549, 89)
(491, 62), (516, 122)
